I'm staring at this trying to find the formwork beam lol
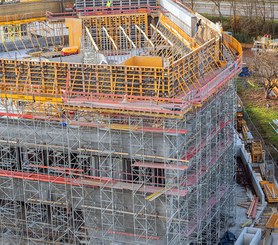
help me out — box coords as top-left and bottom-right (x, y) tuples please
(102, 26), (118, 50)
(119, 26), (136, 49)
(85, 26), (99, 51)
(151, 24), (173, 47)
(0, 17), (46, 26)
(135, 24), (154, 47)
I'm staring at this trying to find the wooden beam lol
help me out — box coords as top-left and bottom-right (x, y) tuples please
(85, 26), (99, 51)
(135, 24), (154, 47)
(150, 24), (173, 47)
(119, 26), (136, 49)
(102, 26), (117, 50)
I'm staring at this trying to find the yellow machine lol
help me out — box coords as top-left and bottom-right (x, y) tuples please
(251, 141), (263, 163)
(61, 46), (79, 56)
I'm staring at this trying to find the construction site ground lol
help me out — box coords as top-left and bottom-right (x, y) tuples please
(231, 184), (261, 238)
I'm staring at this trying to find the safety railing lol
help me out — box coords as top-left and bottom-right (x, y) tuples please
(80, 4), (162, 16)
(46, 11), (78, 21)
(194, 57), (242, 103)
(0, 12), (45, 24)
(223, 32), (243, 57)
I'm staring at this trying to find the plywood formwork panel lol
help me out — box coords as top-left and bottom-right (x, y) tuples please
(266, 214), (278, 229)
(0, 58), (172, 98)
(65, 18), (82, 49)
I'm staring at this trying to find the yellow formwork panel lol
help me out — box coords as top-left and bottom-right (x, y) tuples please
(0, 17), (46, 26)
(260, 181), (278, 203)
(0, 13), (243, 118)
(0, 93), (63, 104)
(122, 56), (163, 67)
(82, 13), (148, 30)
(0, 38), (237, 101)
(223, 32), (243, 57)
(160, 14), (198, 49)
(266, 214), (278, 229)
(0, 59), (172, 98)
(251, 141), (263, 163)
(82, 13), (148, 50)
(65, 18), (82, 50)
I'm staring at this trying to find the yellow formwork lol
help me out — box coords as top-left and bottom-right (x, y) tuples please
(223, 32), (243, 57)
(266, 214), (278, 229)
(0, 17), (46, 26)
(122, 56), (163, 67)
(260, 181), (278, 203)
(0, 13), (243, 118)
(65, 18), (82, 50)
(82, 13), (148, 51)
(0, 40), (221, 99)
(0, 58), (172, 98)
(82, 13), (148, 31)
(251, 141), (263, 163)
(160, 14), (198, 49)
(0, 93), (62, 104)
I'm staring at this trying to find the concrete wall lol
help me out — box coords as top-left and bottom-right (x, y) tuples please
(0, 121), (171, 158)
(0, 1), (63, 18)
(160, 0), (197, 37)
(235, 227), (261, 245)
(239, 144), (266, 204)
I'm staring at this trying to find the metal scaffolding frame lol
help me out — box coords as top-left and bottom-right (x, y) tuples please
(0, 81), (237, 244)
(0, 4), (242, 245)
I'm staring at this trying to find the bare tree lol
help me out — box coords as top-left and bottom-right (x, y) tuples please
(181, 0), (195, 10)
(190, 0), (195, 10)
(250, 52), (278, 99)
(210, 0), (225, 22)
(230, 0), (238, 32)
(269, 0), (275, 36)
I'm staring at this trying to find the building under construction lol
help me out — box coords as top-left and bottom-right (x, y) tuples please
(0, 0), (242, 244)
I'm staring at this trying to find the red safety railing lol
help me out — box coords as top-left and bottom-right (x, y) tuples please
(46, 10), (78, 21)
(80, 4), (163, 16)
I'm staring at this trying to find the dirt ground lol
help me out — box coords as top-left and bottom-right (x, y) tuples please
(241, 48), (278, 108)
(239, 83), (278, 109)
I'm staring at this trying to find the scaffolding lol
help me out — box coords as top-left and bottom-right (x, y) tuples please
(0, 2), (242, 244)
